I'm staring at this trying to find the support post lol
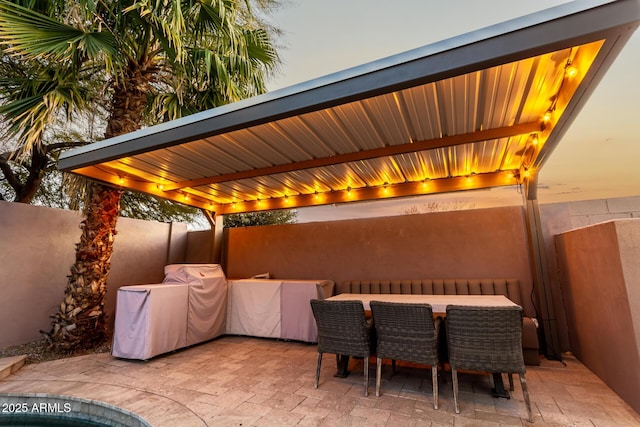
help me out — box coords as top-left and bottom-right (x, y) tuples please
(213, 213), (224, 264)
(201, 210), (224, 264)
(522, 174), (562, 360)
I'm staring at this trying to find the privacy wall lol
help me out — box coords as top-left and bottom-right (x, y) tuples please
(0, 202), (188, 348)
(225, 205), (536, 315)
(555, 219), (640, 414)
(538, 195), (640, 351)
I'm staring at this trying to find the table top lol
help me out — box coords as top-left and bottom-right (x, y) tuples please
(325, 293), (518, 313)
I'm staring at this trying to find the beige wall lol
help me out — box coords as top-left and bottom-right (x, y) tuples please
(539, 195), (640, 351)
(186, 229), (215, 263)
(225, 205), (536, 316)
(0, 202), (188, 348)
(104, 219), (188, 322)
(555, 219), (640, 414)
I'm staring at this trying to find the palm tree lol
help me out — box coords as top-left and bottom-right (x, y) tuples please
(0, 0), (279, 350)
(0, 45), (95, 203)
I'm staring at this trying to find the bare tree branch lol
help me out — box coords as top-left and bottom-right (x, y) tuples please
(0, 154), (23, 194)
(47, 141), (90, 151)
(1, 140), (88, 160)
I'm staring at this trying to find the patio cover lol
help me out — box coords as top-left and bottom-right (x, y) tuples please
(58, 0), (639, 359)
(58, 0), (640, 215)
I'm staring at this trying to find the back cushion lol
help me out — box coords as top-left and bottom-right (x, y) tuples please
(338, 278), (523, 306)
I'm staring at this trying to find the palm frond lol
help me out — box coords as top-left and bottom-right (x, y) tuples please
(243, 27), (278, 68)
(125, 0), (186, 61)
(190, 0), (233, 38)
(0, 0), (117, 60)
(0, 61), (91, 159)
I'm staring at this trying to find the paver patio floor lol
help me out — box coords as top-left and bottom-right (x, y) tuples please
(1, 335), (639, 426)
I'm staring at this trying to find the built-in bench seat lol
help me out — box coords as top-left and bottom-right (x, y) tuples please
(336, 278), (540, 366)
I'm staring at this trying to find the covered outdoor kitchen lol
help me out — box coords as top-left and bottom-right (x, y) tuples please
(57, 0), (640, 416)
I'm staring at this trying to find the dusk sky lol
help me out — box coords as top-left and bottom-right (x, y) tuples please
(262, 0), (640, 221)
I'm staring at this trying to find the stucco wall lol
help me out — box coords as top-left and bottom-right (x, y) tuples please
(225, 205), (536, 316)
(0, 202), (188, 348)
(186, 229), (215, 263)
(539, 195), (640, 351)
(555, 219), (640, 414)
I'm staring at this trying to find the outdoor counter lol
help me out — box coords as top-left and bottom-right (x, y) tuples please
(226, 279), (334, 342)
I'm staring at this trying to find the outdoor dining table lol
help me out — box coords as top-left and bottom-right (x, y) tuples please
(327, 293), (518, 315)
(324, 293), (520, 398)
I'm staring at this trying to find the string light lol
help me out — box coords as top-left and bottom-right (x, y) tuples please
(466, 172), (476, 184)
(565, 65), (578, 78)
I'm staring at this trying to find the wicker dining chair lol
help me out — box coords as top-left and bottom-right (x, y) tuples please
(310, 299), (374, 396)
(370, 301), (441, 409)
(445, 305), (533, 422)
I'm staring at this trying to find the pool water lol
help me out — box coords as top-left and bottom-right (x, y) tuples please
(0, 394), (150, 427)
(0, 413), (109, 426)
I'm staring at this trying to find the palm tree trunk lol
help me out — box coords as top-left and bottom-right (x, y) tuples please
(46, 69), (150, 350)
(45, 183), (121, 349)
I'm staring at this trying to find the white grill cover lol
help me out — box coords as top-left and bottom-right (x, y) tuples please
(163, 264), (228, 346)
(113, 264), (227, 360)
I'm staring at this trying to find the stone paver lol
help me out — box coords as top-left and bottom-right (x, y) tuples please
(1, 336), (639, 426)
(0, 355), (26, 380)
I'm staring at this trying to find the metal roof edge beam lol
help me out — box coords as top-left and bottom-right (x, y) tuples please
(532, 25), (639, 170)
(73, 166), (218, 211)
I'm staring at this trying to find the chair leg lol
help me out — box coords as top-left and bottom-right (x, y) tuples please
(508, 373), (514, 391)
(363, 356), (369, 397)
(432, 365), (439, 410)
(375, 357), (383, 397)
(520, 373), (534, 423)
(314, 352), (322, 388)
(452, 368), (460, 414)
